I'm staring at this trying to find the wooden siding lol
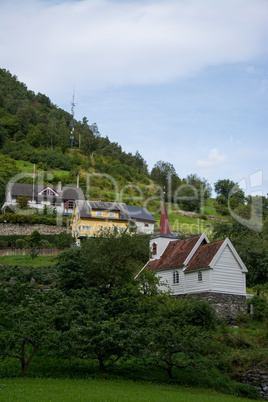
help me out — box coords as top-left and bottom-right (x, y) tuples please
(212, 245), (246, 295)
(185, 269), (211, 293)
(156, 268), (184, 295)
(150, 237), (177, 260)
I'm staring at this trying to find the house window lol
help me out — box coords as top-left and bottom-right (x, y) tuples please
(82, 226), (91, 231)
(68, 201), (74, 210)
(173, 270), (179, 284)
(152, 242), (157, 255)
(198, 271), (202, 282)
(144, 223), (149, 227)
(36, 199), (41, 204)
(108, 212), (115, 217)
(96, 211), (103, 216)
(56, 201), (61, 207)
(51, 201), (56, 206)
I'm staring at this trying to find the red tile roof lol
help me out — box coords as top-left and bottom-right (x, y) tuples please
(145, 236), (201, 271)
(184, 240), (224, 272)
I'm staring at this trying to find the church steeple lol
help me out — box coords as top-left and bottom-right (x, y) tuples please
(158, 199), (172, 235)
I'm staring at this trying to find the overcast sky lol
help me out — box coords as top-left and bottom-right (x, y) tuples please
(1, 0), (268, 197)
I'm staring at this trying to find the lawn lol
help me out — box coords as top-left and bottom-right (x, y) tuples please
(0, 254), (58, 267)
(0, 378), (256, 402)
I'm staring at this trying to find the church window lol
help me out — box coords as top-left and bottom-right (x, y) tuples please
(152, 242), (157, 255)
(173, 270), (179, 284)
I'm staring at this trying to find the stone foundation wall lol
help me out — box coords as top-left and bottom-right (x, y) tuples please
(0, 223), (70, 236)
(241, 368), (268, 399)
(176, 292), (247, 320)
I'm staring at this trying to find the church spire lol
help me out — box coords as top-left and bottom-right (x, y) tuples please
(158, 199), (172, 235)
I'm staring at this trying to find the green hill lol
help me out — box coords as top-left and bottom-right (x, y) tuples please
(0, 68), (227, 236)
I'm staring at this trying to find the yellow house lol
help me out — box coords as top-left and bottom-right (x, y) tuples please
(71, 200), (130, 241)
(71, 200), (156, 243)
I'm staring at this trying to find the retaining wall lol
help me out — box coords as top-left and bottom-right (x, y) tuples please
(0, 223), (70, 236)
(176, 292), (247, 320)
(0, 248), (62, 256)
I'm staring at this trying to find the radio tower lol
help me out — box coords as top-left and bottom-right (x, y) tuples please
(70, 93), (76, 148)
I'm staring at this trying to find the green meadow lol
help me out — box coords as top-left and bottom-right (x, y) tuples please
(0, 378), (256, 402)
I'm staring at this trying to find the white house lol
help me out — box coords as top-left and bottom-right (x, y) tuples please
(136, 201), (248, 319)
(2, 182), (85, 215)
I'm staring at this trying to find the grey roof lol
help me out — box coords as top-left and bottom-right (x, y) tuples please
(151, 234), (180, 240)
(126, 205), (156, 222)
(76, 200), (92, 218)
(8, 183), (85, 201)
(76, 201), (130, 221)
(88, 201), (120, 211)
(61, 186), (85, 201)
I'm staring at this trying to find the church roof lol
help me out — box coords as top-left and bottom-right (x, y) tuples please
(184, 240), (224, 272)
(145, 236), (201, 271)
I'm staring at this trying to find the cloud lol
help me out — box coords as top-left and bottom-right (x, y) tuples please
(195, 148), (226, 168)
(0, 0), (268, 96)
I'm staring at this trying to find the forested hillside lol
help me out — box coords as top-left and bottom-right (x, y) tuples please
(0, 68), (214, 219)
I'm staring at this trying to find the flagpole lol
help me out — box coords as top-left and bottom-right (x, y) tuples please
(32, 164), (35, 203)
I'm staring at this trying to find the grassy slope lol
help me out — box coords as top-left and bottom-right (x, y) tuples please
(0, 378), (255, 402)
(13, 158), (227, 237)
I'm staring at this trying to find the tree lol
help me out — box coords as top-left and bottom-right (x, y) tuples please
(176, 174), (211, 213)
(133, 151), (148, 175)
(57, 228), (150, 293)
(16, 196), (29, 209)
(214, 179), (237, 199)
(58, 288), (134, 373)
(151, 160), (176, 190)
(214, 179), (245, 214)
(142, 297), (216, 378)
(0, 285), (64, 372)
(151, 161), (181, 201)
(0, 121), (7, 148)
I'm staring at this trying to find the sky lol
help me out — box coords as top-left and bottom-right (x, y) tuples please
(0, 0), (268, 197)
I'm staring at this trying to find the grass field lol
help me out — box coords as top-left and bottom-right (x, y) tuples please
(0, 254), (58, 266)
(0, 378), (256, 402)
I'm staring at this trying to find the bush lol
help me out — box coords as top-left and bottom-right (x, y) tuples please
(249, 296), (268, 319)
(39, 239), (51, 248)
(0, 240), (7, 248)
(15, 238), (26, 249)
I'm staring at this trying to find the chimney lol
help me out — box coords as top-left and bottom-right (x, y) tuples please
(57, 181), (62, 193)
(77, 172), (79, 188)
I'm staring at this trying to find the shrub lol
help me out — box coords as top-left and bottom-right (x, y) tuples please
(249, 296), (268, 319)
(0, 240), (7, 248)
(15, 238), (26, 249)
(39, 239), (51, 248)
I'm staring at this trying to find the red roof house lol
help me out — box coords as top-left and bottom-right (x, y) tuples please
(136, 204), (248, 319)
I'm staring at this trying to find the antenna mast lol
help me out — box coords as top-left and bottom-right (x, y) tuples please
(70, 93), (76, 148)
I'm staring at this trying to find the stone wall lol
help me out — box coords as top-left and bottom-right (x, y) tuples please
(0, 223), (70, 236)
(0, 248), (62, 256)
(241, 368), (268, 399)
(176, 292), (247, 321)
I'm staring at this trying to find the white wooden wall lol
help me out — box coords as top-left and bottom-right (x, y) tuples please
(212, 245), (246, 295)
(156, 268), (184, 295)
(150, 237), (178, 260)
(184, 269), (211, 293)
